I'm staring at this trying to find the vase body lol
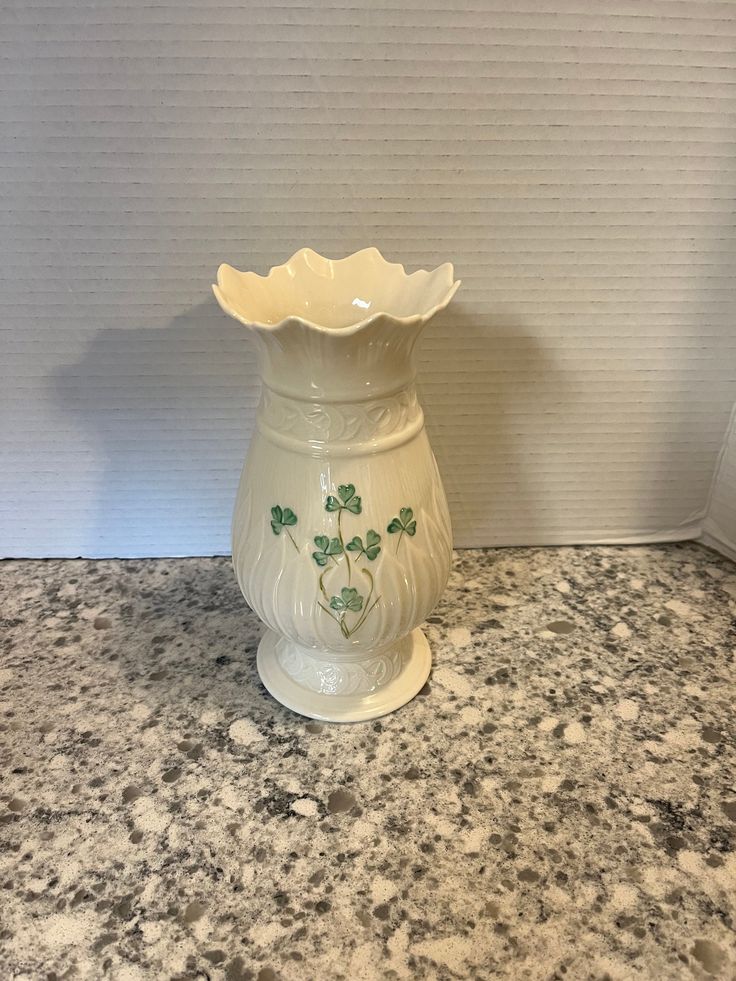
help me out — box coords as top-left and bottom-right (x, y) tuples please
(215, 248), (459, 721)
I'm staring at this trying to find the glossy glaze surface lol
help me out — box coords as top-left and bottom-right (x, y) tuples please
(214, 249), (460, 719)
(213, 247), (459, 332)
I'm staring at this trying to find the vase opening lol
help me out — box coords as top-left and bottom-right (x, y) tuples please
(213, 247), (459, 332)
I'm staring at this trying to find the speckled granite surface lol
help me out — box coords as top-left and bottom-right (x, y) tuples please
(1, 544), (735, 981)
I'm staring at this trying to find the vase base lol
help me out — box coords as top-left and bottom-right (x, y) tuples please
(256, 628), (431, 723)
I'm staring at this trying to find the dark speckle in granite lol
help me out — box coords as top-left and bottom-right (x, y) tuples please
(0, 543), (735, 979)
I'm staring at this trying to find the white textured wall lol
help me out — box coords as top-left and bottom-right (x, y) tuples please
(2, 0), (736, 557)
(703, 407), (736, 561)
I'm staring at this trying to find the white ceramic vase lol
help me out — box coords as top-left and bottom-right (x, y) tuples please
(213, 248), (460, 722)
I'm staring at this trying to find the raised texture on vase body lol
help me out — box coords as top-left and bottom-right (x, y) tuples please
(213, 247), (460, 722)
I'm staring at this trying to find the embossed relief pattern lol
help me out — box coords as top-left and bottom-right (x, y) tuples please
(260, 386), (421, 444)
(274, 636), (409, 696)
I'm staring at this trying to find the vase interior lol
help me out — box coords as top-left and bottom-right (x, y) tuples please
(215, 247), (457, 330)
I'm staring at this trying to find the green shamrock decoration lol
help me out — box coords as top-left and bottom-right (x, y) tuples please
(329, 587), (364, 613)
(312, 534), (343, 567)
(270, 483), (414, 638)
(270, 505), (298, 551)
(325, 483), (362, 515)
(346, 529), (381, 561)
(387, 507), (417, 552)
(325, 586), (366, 638)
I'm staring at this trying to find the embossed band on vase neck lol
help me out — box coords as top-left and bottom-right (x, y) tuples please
(257, 383), (424, 457)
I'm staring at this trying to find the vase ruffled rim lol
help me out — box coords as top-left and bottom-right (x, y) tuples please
(212, 246), (461, 335)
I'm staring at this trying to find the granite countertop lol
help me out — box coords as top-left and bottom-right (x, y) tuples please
(1, 544), (735, 981)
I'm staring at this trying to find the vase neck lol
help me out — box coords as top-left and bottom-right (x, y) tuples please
(249, 315), (423, 402)
(257, 382), (424, 457)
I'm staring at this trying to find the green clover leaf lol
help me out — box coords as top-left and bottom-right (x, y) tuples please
(387, 508), (417, 550)
(345, 529), (381, 561)
(271, 505), (298, 536)
(325, 484), (362, 515)
(329, 587), (364, 613)
(312, 535), (343, 567)
(400, 507), (416, 536)
(363, 528), (381, 562)
(270, 504), (299, 551)
(364, 529), (381, 559)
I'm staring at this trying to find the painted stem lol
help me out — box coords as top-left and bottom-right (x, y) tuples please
(351, 595), (382, 636)
(347, 568), (376, 636)
(318, 601), (341, 626)
(338, 508), (351, 584)
(360, 594), (382, 627)
(286, 528), (299, 552)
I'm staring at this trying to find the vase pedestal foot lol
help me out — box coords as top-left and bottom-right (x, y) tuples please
(256, 628), (431, 723)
